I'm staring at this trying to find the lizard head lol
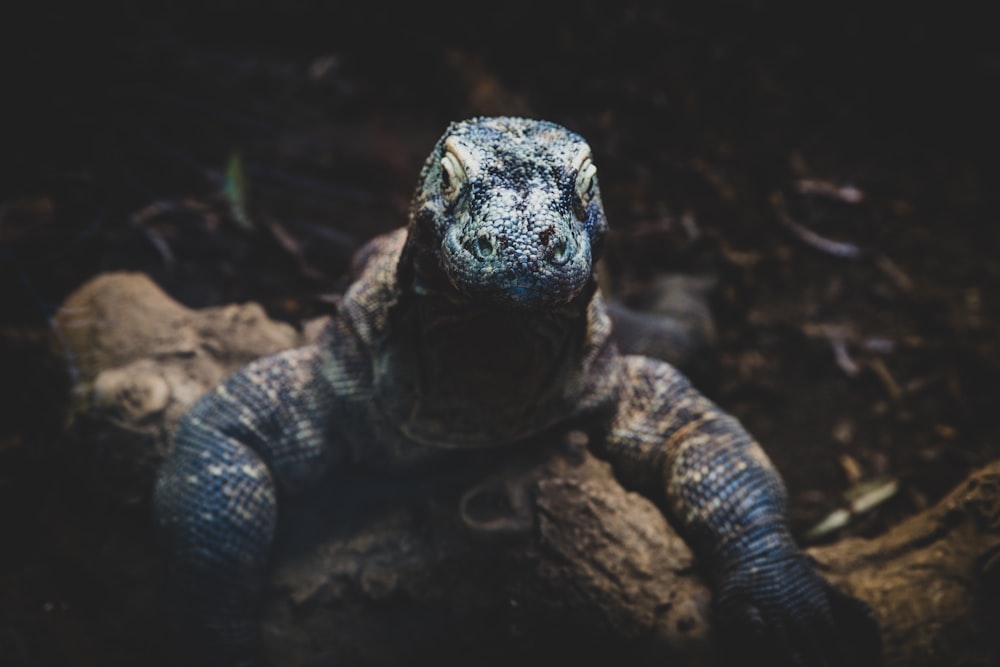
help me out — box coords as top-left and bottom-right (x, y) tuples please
(403, 117), (608, 309)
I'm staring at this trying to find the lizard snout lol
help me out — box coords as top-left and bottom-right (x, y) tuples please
(443, 217), (591, 309)
(463, 224), (575, 269)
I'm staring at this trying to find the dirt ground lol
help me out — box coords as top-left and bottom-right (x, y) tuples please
(1, 3), (998, 665)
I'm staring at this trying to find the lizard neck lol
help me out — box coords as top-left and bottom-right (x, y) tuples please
(406, 281), (593, 386)
(374, 253), (595, 448)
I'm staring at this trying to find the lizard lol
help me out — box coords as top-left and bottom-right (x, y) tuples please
(153, 117), (880, 666)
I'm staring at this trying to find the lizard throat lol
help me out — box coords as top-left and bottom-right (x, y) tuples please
(373, 288), (591, 448)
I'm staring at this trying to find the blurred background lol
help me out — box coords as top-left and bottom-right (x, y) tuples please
(1, 2), (998, 664)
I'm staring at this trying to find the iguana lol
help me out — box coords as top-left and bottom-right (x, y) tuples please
(153, 117), (879, 666)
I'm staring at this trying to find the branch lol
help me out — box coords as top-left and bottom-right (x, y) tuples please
(56, 272), (1000, 666)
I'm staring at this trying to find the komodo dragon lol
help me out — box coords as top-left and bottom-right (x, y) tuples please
(154, 117), (879, 666)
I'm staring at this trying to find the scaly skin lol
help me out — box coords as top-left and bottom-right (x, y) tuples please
(153, 117), (880, 666)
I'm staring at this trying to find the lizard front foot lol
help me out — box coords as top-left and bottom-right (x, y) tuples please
(712, 548), (881, 667)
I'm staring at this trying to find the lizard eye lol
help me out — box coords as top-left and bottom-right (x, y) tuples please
(440, 145), (468, 201)
(573, 156), (598, 219)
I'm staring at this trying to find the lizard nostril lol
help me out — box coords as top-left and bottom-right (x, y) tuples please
(469, 232), (497, 261)
(548, 235), (570, 266)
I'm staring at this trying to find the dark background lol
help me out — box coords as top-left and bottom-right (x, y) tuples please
(2, 2), (998, 664)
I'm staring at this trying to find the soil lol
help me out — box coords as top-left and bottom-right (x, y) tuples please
(1, 3), (998, 665)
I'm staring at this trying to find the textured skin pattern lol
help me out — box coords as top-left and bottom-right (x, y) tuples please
(407, 118), (605, 308)
(153, 117), (879, 666)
